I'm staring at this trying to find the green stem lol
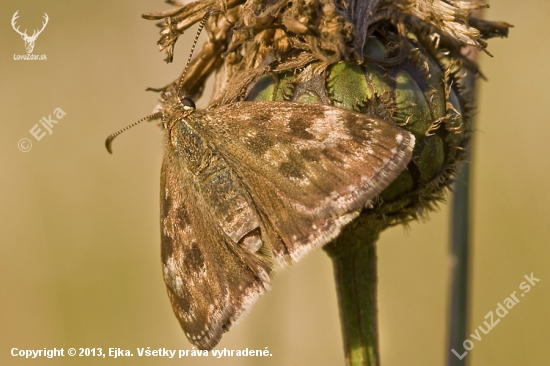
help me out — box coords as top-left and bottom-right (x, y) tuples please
(447, 46), (478, 366)
(448, 155), (471, 366)
(324, 217), (384, 366)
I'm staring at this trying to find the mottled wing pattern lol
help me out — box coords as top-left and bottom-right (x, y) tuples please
(161, 101), (414, 350)
(160, 148), (272, 350)
(195, 101), (415, 263)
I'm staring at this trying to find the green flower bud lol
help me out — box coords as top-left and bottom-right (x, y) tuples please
(244, 27), (470, 226)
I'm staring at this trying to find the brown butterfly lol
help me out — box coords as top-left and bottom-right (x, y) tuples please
(106, 11), (415, 351)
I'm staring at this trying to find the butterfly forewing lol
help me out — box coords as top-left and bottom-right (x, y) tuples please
(161, 101), (414, 349)
(193, 102), (415, 261)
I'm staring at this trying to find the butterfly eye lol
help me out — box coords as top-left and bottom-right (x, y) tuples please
(180, 97), (196, 110)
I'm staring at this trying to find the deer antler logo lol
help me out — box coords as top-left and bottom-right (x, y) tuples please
(11, 11), (49, 54)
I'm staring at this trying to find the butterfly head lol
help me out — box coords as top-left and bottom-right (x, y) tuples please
(157, 90), (197, 131)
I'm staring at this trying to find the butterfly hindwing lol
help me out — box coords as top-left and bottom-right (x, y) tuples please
(160, 147), (272, 350)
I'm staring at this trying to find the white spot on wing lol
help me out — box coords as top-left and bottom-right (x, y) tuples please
(306, 110), (352, 147)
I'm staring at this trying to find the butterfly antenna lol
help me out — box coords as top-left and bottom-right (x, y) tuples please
(106, 10), (221, 154)
(177, 9), (221, 93)
(105, 113), (160, 154)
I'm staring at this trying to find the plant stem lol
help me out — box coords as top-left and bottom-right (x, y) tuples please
(448, 151), (471, 366)
(324, 217), (384, 366)
(447, 45), (478, 366)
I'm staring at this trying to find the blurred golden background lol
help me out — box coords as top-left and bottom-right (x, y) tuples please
(1, 1), (548, 365)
